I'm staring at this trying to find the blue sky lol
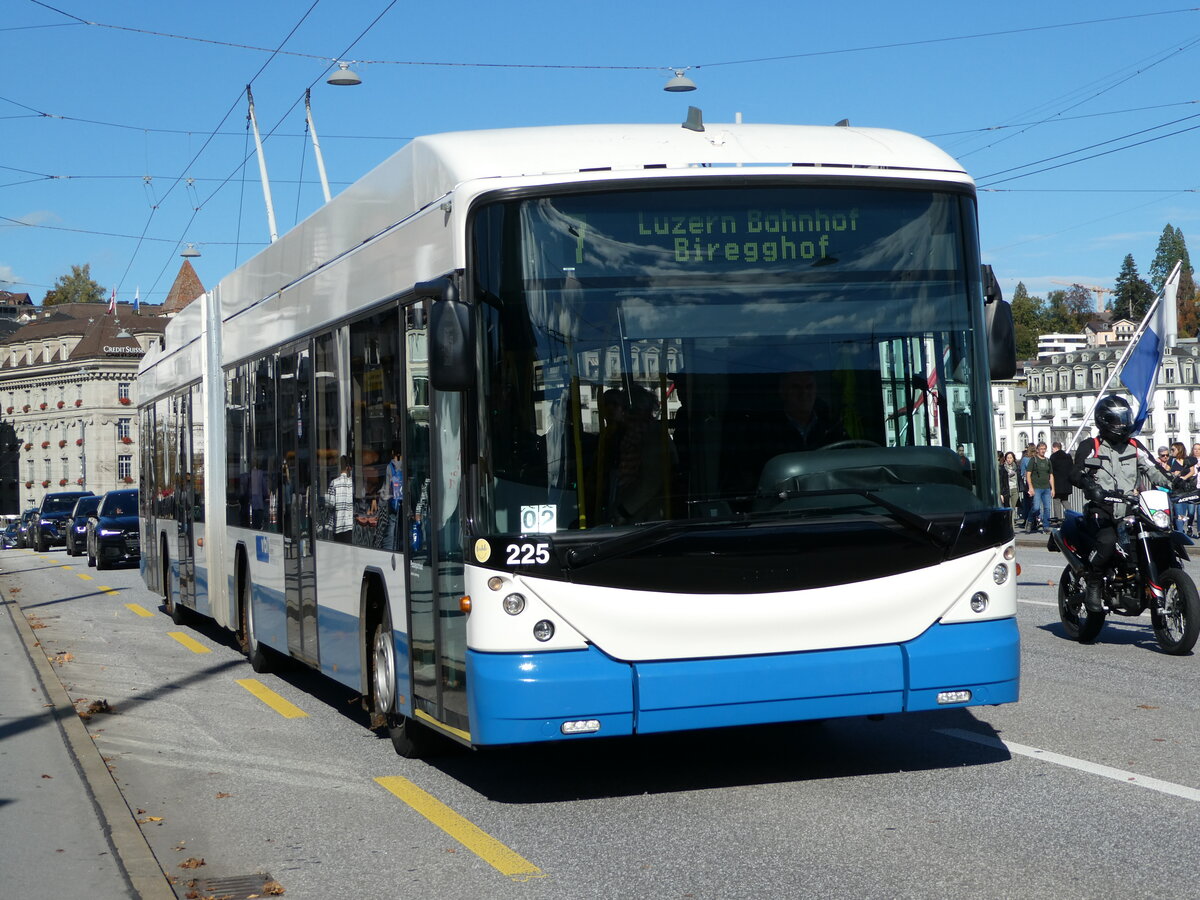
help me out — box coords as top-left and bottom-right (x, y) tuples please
(3, 1), (1199, 310)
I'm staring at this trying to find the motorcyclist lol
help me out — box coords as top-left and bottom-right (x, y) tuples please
(1070, 394), (1183, 613)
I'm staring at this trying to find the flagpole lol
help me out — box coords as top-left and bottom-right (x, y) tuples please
(1065, 261), (1181, 450)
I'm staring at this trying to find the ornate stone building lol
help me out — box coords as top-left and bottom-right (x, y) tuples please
(0, 262), (203, 514)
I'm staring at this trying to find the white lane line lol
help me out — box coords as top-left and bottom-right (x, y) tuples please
(1018, 599), (1057, 607)
(937, 728), (1200, 802)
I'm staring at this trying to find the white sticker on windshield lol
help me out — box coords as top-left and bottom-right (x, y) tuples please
(519, 504), (557, 534)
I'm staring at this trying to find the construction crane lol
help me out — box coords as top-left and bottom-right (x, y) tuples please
(1050, 280), (1113, 314)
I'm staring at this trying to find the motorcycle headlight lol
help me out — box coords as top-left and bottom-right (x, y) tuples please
(1152, 510), (1171, 529)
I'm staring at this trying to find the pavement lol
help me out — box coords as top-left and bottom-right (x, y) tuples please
(0, 589), (175, 900)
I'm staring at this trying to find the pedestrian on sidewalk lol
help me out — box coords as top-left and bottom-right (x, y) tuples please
(1025, 441), (1054, 534)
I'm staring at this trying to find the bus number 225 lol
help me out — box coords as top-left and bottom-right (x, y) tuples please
(506, 543), (550, 566)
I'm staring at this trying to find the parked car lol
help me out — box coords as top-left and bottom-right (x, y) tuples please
(87, 489), (139, 570)
(2, 522), (19, 549)
(31, 490), (94, 553)
(16, 509), (37, 549)
(65, 494), (102, 557)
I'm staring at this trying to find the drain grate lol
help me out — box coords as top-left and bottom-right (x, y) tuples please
(182, 872), (284, 899)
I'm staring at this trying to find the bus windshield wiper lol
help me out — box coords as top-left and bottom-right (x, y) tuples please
(562, 518), (735, 570)
(765, 487), (956, 549)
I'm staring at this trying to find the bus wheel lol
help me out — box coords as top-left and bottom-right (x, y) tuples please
(370, 618), (437, 759)
(240, 573), (271, 673)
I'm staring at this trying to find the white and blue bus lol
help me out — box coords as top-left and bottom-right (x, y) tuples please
(138, 122), (1019, 756)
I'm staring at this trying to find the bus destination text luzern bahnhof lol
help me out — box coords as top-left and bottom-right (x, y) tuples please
(635, 208), (860, 263)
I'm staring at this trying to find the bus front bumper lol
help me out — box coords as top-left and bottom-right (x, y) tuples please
(466, 617), (1019, 746)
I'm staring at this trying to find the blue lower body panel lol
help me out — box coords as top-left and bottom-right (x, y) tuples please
(467, 618), (1020, 746)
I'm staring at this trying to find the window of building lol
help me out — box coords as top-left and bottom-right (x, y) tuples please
(117, 417), (131, 440)
(118, 382), (131, 402)
(1165, 367), (1176, 384)
(118, 455), (132, 481)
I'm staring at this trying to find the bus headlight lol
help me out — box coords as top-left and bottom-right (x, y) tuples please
(502, 593), (526, 615)
(533, 620), (555, 642)
(992, 563), (1009, 585)
(970, 592), (989, 613)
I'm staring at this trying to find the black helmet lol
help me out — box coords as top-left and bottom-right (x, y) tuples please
(1095, 394), (1135, 442)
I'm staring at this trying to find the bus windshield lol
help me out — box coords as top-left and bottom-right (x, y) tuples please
(472, 183), (994, 537)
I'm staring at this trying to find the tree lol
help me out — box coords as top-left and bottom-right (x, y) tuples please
(1111, 254), (1154, 322)
(1149, 224), (1199, 337)
(42, 263), (105, 306)
(1010, 281), (1042, 360)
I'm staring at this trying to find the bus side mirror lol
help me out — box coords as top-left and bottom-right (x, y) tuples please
(983, 265), (1017, 380)
(418, 277), (474, 392)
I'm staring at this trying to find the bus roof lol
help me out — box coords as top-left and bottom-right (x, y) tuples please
(406, 122), (966, 187)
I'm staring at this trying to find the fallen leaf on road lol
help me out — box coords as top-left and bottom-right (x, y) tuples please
(41, 774), (52, 779)
(263, 882), (285, 896)
(1137, 704), (1160, 710)
(136, 816), (164, 824)
(215, 792), (231, 799)
(179, 857), (206, 869)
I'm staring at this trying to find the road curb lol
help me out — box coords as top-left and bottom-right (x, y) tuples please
(2, 591), (177, 900)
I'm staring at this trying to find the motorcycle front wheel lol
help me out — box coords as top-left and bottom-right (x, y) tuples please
(1058, 566), (1106, 643)
(1151, 568), (1200, 655)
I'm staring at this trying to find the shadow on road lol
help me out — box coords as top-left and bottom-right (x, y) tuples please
(425, 708), (1011, 804)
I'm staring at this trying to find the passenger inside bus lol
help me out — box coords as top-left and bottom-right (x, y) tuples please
(595, 384), (670, 525)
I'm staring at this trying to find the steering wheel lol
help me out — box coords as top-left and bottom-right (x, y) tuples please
(819, 439), (882, 450)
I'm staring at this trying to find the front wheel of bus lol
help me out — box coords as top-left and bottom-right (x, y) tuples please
(370, 619), (437, 759)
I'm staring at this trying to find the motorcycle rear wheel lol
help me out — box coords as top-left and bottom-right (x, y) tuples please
(1151, 568), (1200, 655)
(1058, 566), (1106, 643)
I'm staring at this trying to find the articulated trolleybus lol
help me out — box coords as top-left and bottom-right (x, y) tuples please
(138, 121), (1020, 757)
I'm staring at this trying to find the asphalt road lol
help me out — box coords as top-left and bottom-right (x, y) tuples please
(2, 542), (1198, 900)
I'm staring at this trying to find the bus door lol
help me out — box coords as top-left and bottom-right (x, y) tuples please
(404, 304), (469, 739)
(176, 390), (197, 610)
(278, 344), (319, 666)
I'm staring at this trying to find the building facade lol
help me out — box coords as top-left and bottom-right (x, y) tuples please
(0, 303), (168, 514)
(1012, 338), (1200, 455)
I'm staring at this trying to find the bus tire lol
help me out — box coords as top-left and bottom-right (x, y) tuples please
(239, 567), (271, 673)
(370, 615), (437, 759)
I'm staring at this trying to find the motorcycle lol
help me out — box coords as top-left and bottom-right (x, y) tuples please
(1049, 488), (1200, 654)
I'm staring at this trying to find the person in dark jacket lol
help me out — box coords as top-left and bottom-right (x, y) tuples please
(1049, 440), (1074, 523)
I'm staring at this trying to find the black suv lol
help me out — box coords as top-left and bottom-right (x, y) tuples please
(31, 490), (94, 552)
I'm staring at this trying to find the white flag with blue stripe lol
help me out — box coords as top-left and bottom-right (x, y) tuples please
(1119, 260), (1181, 433)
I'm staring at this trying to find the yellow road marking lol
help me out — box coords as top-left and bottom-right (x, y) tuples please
(374, 776), (544, 881)
(236, 678), (308, 719)
(99, 585), (120, 595)
(125, 603), (154, 618)
(77, 573), (93, 581)
(167, 631), (210, 654)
